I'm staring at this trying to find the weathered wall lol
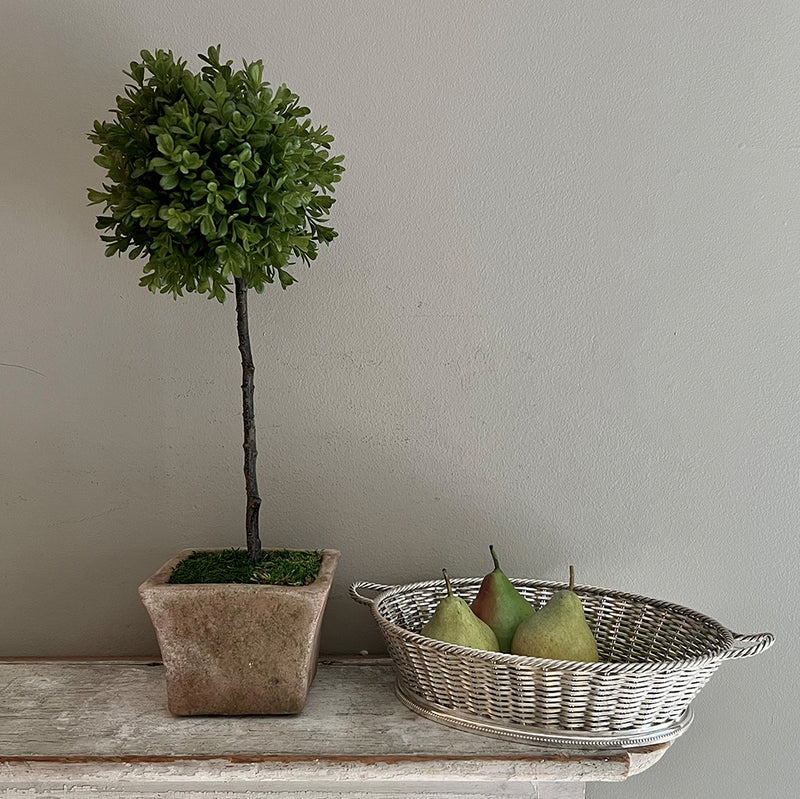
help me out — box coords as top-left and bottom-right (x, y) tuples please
(1, 2), (796, 797)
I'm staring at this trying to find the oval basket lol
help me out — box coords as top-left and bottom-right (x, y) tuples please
(350, 576), (773, 743)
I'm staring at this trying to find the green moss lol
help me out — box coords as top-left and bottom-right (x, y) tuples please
(168, 549), (323, 586)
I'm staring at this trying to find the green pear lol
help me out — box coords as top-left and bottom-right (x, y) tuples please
(421, 569), (499, 652)
(511, 566), (599, 662)
(470, 545), (535, 652)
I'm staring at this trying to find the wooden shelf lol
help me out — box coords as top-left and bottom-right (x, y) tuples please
(0, 657), (671, 798)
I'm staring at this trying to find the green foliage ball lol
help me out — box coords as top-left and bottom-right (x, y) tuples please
(88, 46), (344, 301)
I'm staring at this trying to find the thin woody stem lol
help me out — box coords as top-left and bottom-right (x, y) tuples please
(234, 276), (262, 562)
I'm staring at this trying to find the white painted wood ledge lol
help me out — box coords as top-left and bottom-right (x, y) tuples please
(0, 657), (671, 799)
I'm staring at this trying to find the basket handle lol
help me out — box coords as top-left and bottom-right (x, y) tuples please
(349, 581), (396, 606)
(721, 631), (775, 660)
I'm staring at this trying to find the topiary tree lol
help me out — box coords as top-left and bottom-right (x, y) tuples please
(88, 46), (344, 564)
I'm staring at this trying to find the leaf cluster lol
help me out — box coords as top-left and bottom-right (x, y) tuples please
(88, 46), (344, 300)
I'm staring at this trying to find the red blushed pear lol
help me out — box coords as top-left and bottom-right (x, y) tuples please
(471, 545), (535, 652)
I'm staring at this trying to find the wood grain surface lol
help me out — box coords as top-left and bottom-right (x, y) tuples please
(0, 657), (671, 798)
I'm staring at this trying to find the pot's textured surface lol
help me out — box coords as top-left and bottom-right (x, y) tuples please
(138, 549), (339, 716)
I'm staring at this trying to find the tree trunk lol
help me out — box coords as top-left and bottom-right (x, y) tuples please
(234, 276), (262, 562)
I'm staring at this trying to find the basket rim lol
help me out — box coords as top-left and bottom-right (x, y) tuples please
(368, 575), (736, 674)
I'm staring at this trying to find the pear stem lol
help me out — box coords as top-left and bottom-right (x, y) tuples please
(569, 565), (575, 591)
(442, 568), (453, 597)
(489, 545), (500, 571)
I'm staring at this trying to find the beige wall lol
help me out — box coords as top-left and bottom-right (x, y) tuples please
(2, 1), (797, 797)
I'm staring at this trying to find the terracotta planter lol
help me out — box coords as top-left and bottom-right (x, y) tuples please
(139, 548), (339, 716)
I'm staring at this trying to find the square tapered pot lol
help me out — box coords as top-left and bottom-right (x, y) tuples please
(139, 548), (339, 716)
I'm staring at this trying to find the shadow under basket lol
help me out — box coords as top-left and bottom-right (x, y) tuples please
(350, 577), (773, 748)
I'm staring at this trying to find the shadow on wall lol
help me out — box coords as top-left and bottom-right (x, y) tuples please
(289, 442), (560, 655)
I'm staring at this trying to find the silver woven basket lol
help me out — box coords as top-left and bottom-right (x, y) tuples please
(350, 577), (773, 748)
